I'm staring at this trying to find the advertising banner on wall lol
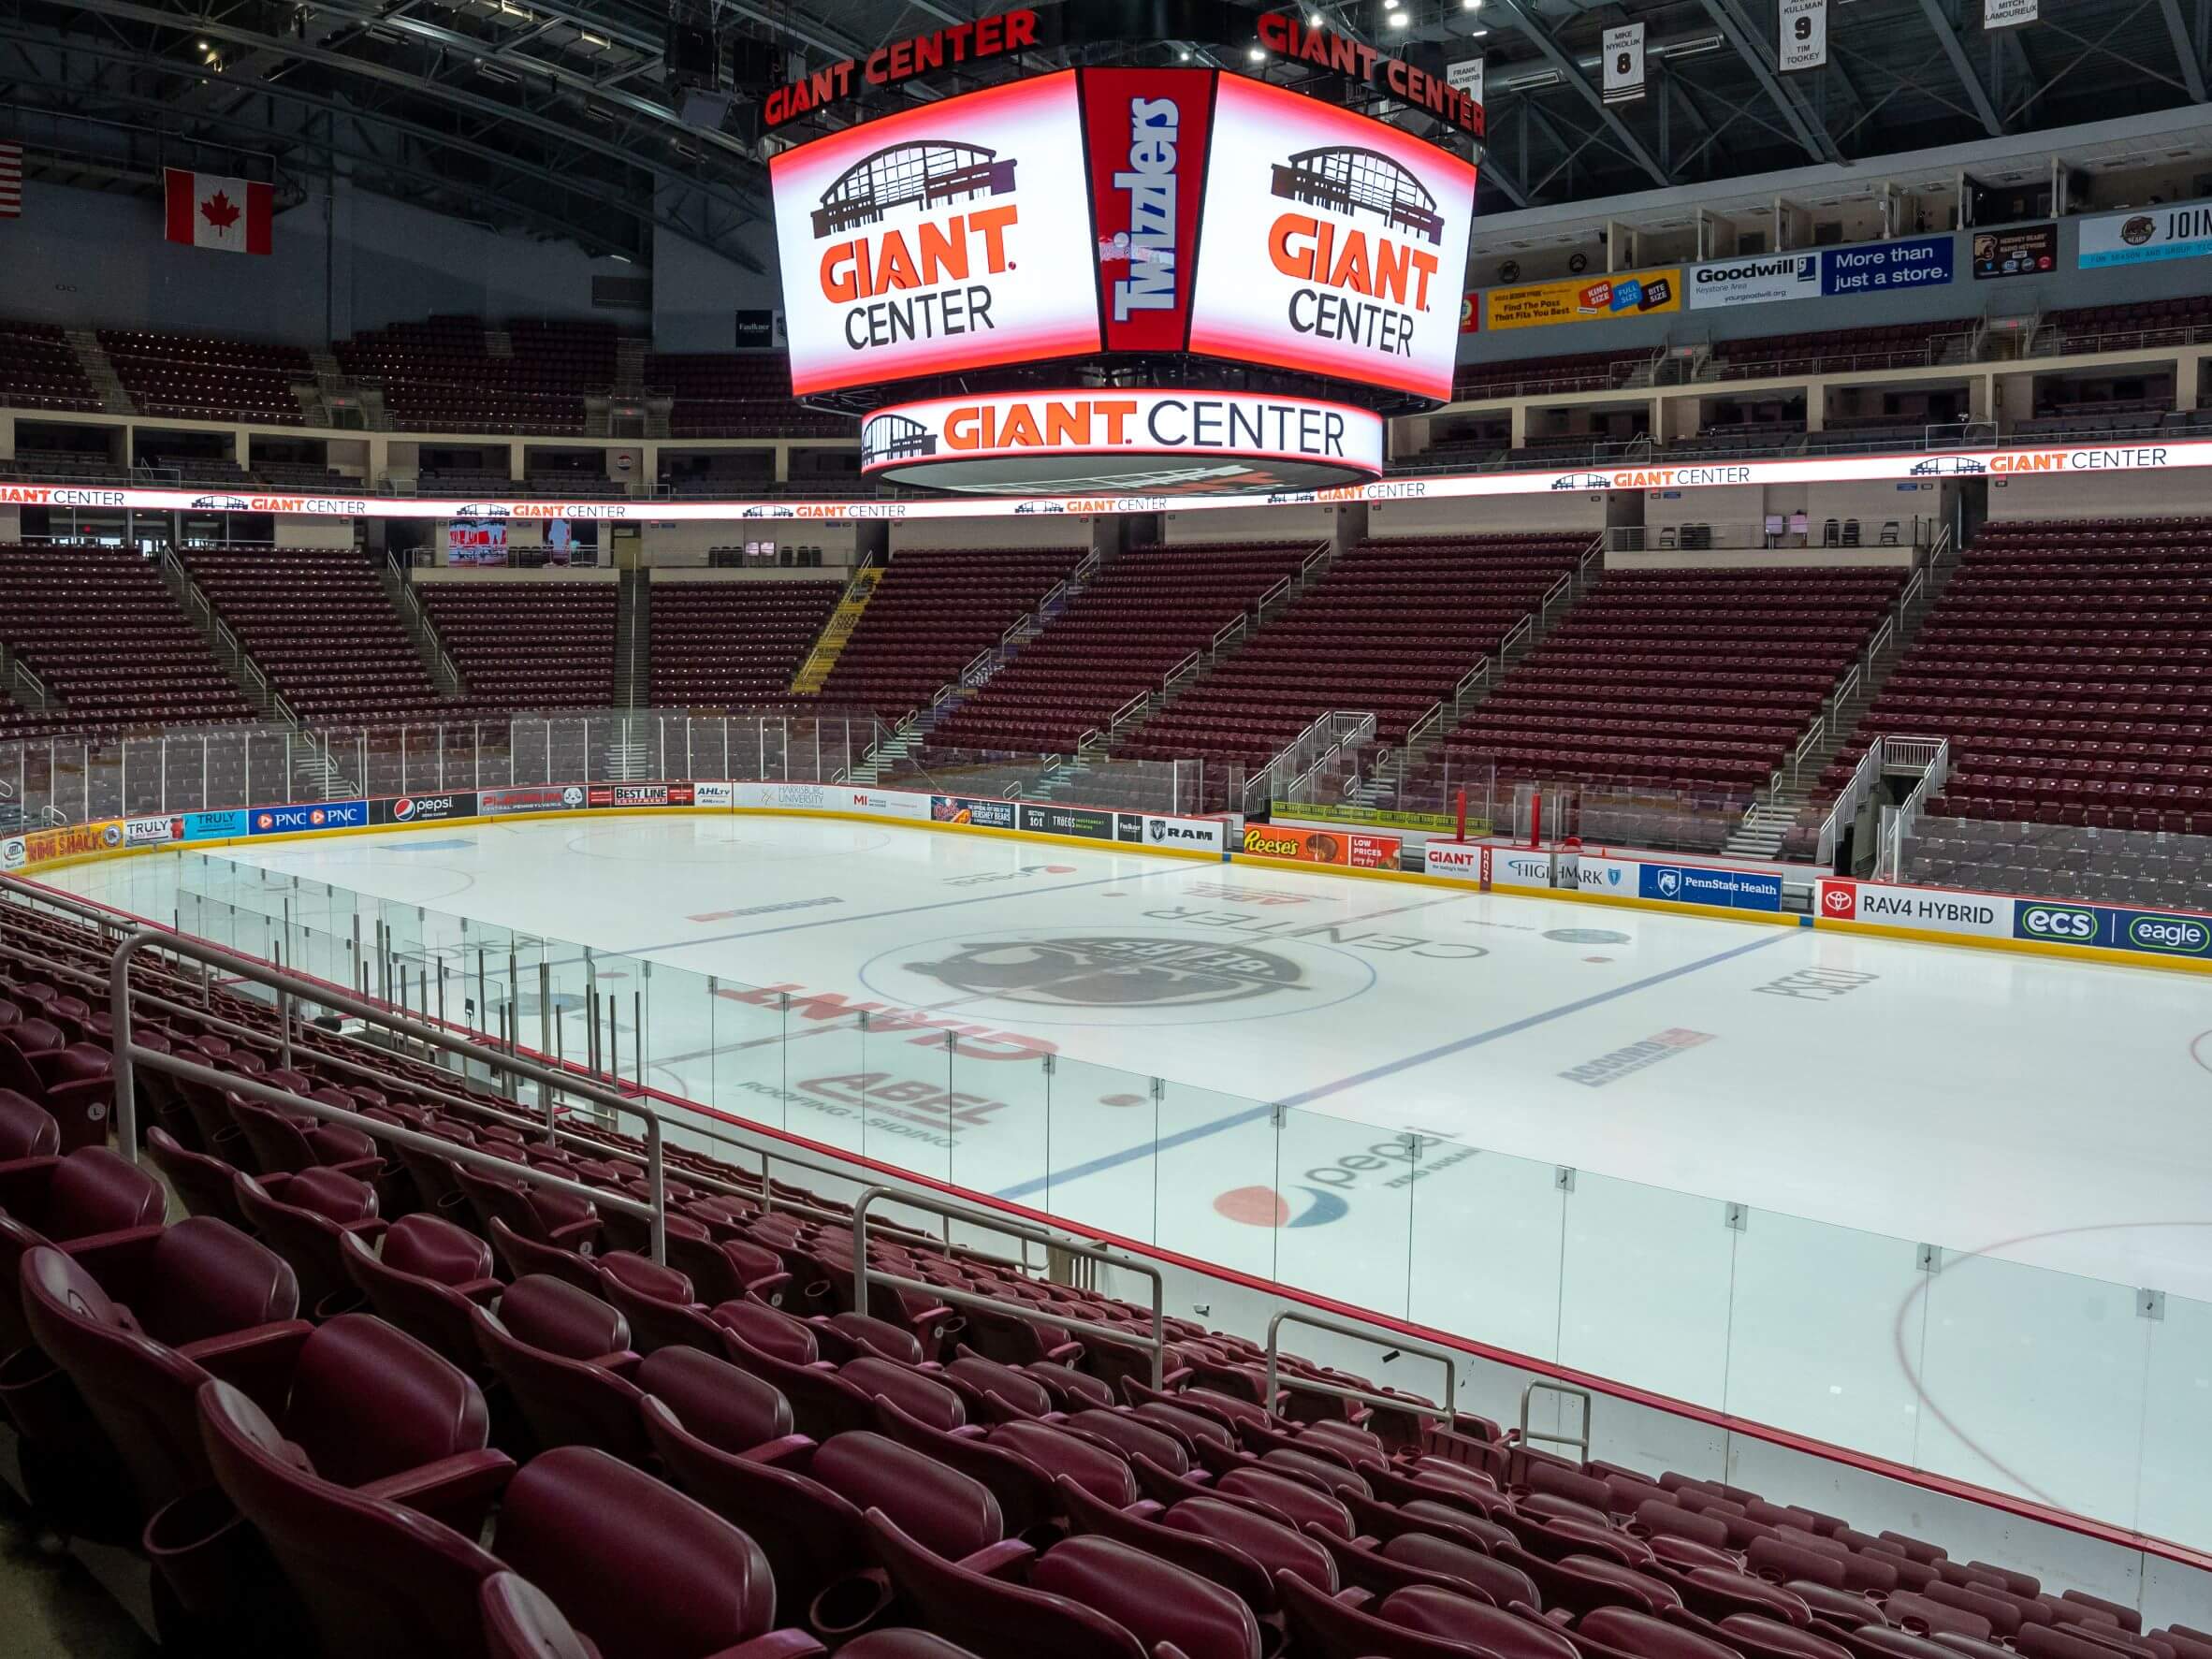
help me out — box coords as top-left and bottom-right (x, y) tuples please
(1688, 252), (1821, 310)
(374, 793), (480, 825)
(1817, 879), (2015, 937)
(1819, 235), (1951, 294)
(932, 794), (1018, 830)
(1486, 268), (1681, 329)
(251, 801), (369, 836)
(1186, 72), (1478, 403)
(771, 70), (1103, 397)
(1241, 822), (1401, 868)
(2078, 200), (2212, 269)
(1084, 66), (1212, 355)
(1972, 223), (2058, 278)
(2013, 897), (2212, 958)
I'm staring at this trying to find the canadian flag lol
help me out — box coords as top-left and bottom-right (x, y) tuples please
(163, 167), (273, 255)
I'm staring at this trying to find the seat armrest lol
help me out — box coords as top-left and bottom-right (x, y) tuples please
(326, 1156), (387, 1183)
(957, 1539), (1037, 1581)
(595, 1349), (644, 1380)
(178, 1319), (315, 1413)
(0, 1157), (62, 1209)
(546, 1216), (603, 1251)
(743, 1270), (793, 1304)
(1042, 1340), (1084, 1365)
(357, 1448), (517, 1534)
(708, 1632), (827, 1659)
(740, 1434), (817, 1468)
(453, 1277), (504, 1305)
(59, 1226), (167, 1293)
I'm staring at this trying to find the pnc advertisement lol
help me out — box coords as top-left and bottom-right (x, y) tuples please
(771, 70), (1103, 397)
(1187, 74), (1477, 402)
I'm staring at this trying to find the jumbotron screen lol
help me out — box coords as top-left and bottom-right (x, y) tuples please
(769, 66), (1478, 403)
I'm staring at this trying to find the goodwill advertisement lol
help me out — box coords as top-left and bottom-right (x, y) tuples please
(1687, 238), (1954, 309)
(1486, 268), (1680, 330)
(2078, 200), (2212, 269)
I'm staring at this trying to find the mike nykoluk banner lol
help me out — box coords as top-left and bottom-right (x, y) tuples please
(1780, 0), (1826, 70)
(1602, 23), (1645, 103)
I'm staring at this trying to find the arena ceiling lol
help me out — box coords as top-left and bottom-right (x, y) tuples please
(1, 0), (2206, 266)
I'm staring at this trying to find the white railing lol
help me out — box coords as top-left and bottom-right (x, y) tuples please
(1881, 737), (1950, 878)
(1211, 614), (1247, 653)
(1257, 575), (1292, 614)
(1790, 716), (1826, 787)
(1162, 649), (1202, 691)
(1299, 541), (1331, 581)
(1814, 739), (1885, 867)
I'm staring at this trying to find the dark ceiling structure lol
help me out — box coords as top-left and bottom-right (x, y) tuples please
(1, 0), (2206, 266)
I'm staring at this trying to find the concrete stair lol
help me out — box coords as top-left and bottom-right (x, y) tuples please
(614, 568), (651, 709)
(380, 560), (468, 698)
(156, 550), (284, 722)
(790, 567), (883, 693)
(64, 329), (134, 415)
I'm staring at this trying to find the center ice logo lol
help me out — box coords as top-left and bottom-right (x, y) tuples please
(1214, 1185), (1349, 1229)
(906, 936), (1303, 1009)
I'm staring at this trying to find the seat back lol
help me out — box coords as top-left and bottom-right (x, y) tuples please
(45, 1144), (168, 1237)
(812, 1430), (1001, 1560)
(21, 1244), (214, 1521)
(493, 1445), (779, 1659)
(0, 1088), (59, 1159)
(865, 1508), (1146, 1659)
(988, 1419), (1139, 1507)
(144, 1125), (250, 1229)
(640, 1393), (867, 1613)
(233, 1172), (363, 1313)
(1275, 1569), (1486, 1659)
(1028, 1534), (1262, 1659)
(341, 1224), (491, 1375)
(196, 1378), (502, 1659)
(132, 1214), (302, 1346)
(488, 1215), (604, 1293)
(470, 1300), (646, 1460)
(1056, 1477), (1277, 1613)
(718, 1332), (877, 1439)
(284, 1315), (492, 1488)
(872, 1396), (1058, 1538)
(633, 1346), (791, 1451)
(227, 1094), (322, 1174)
(710, 1296), (819, 1363)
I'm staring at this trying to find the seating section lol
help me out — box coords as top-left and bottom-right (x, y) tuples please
(814, 546), (1084, 720)
(649, 579), (843, 706)
(647, 352), (846, 438)
(1816, 519), (2212, 837)
(99, 327), (314, 424)
(182, 547), (458, 726)
(1454, 349), (1652, 400)
(1706, 321), (1969, 379)
(0, 545), (253, 737)
(2041, 294), (2212, 354)
(928, 542), (1317, 757)
(0, 321), (99, 412)
(1, 887), (2202, 1659)
(337, 317), (600, 434)
(1121, 535), (1589, 784)
(1433, 568), (1902, 802)
(417, 581), (618, 712)
(1902, 817), (2212, 910)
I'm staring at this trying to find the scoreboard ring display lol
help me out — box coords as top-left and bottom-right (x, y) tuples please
(764, 6), (1481, 497)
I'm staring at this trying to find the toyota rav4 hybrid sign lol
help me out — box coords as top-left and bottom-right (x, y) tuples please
(771, 71), (1103, 396)
(1187, 74), (1477, 401)
(860, 388), (1384, 493)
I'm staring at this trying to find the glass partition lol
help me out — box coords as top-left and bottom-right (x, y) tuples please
(51, 838), (2212, 1552)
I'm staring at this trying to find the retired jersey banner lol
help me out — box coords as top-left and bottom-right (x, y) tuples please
(1486, 268), (1680, 329)
(1779, 0), (1826, 69)
(1602, 23), (1645, 103)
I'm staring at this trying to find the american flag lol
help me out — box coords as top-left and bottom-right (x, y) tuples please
(0, 143), (21, 219)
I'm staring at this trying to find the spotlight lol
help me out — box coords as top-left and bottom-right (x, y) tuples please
(1248, 44), (1266, 59)
(1387, 8), (1409, 26)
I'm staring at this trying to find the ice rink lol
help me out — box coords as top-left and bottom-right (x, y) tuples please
(41, 813), (2212, 1534)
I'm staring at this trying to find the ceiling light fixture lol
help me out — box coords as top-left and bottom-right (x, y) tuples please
(1387, 8), (1409, 26)
(1249, 44), (1266, 59)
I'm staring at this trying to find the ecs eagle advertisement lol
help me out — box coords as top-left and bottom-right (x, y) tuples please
(1186, 74), (1477, 402)
(770, 70), (1103, 397)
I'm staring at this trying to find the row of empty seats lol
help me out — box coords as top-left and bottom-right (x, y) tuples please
(0, 320), (100, 413)
(418, 581), (620, 713)
(182, 546), (458, 726)
(649, 580), (844, 707)
(99, 327), (314, 425)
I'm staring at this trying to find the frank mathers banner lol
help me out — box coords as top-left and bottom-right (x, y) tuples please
(770, 70), (1103, 397)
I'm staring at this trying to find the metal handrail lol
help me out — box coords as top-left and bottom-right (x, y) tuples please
(851, 1184), (1166, 1388)
(1262, 1308), (1455, 1425)
(1517, 1380), (1593, 1466)
(101, 918), (670, 1263)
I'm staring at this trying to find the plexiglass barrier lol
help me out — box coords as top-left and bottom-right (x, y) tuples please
(151, 849), (2212, 1552)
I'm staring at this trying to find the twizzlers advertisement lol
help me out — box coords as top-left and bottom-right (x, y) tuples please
(771, 70), (1102, 397)
(1084, 67), (1212, 353)
(1187, 74), (1477, 402)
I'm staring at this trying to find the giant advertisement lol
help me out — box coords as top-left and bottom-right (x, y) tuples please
(2078, 199), (2212, 269)
(770, 70), (1103, 397)
(1186, 73), (1477, 402)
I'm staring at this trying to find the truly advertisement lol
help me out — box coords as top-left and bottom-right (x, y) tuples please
(1485, 267), (1680, 330)
(1019, 803), (1117, 841)
(2079, 199), (2212, 269)
(1186, 72), (1477, 402)
(1241, 822), (1401, 869)
(182, 808), (249, 841)
(121, 814), (184, 848)
(770, 70), (1102, 397)
(250, 800), (369, 836)
(1084, 67), (1212, 354)
(933, 794), (1018, 830)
